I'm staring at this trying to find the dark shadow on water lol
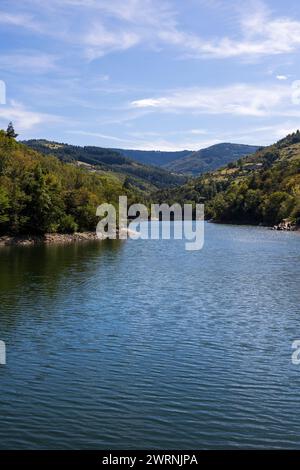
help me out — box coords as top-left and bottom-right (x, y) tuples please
(0, 239), (124, 326)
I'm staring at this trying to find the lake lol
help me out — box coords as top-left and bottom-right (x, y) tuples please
(0, 223), (300, 449)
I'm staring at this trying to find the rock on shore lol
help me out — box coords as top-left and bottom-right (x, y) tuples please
(0, 232), (102, 246)
(273, 219), (299, 231)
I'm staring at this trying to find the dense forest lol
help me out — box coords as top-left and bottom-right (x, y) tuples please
(0, 130), (141, 235)
(154, 131), (300, 227)
(23, 139), (186, 191)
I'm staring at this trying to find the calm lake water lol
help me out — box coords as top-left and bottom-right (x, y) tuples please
(0, 223), (300, 449)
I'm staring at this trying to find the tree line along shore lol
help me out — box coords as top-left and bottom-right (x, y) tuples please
(0, 124), (299, 244)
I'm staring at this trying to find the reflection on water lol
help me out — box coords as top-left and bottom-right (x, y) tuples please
(0, 240), (123, 326)
(0, 224), (300, 449)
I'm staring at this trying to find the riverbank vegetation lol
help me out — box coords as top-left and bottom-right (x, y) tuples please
(1, 126), (300, 236)
(0, 131), (140, 235)
(154, 131), (300, 227)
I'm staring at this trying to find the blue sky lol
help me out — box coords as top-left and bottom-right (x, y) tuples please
(1, 0), (300, 150)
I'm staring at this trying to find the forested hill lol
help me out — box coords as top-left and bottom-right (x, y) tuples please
(23, 140), (260, 180)
(163, 143), (260, 175)
(116, 143), (260, 175)
(0, 131), (141, 235)
(22, 139), (186, 191)
(154, 131), (300, 227)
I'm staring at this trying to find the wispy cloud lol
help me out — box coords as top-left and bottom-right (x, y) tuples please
(84, 25), (140, 59)
(77, 0), (300, 60)
(67, 129), (217, 151)
(0, 52), (58, 73)
(3, 1), (300, 60)
(276, 75), (288, 81)
(131, 83), (294, 117)
(0, 100), (62, 131)
(158, 5), (300, 59)
(2, 0), (300, 148)
(219, 121), (300, 145)
(50, 0), (175, 27)
(0, 11), (35, 28)
(67, 130), (136, 143)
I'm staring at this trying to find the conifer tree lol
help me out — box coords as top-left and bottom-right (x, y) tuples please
(6, 122), (18, 139)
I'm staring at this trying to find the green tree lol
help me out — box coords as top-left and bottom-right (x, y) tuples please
(6, 122), (18, 139)
(0, 186), (10, 232)
(25, 166), (65, 233)
(261, 192), (295, 225)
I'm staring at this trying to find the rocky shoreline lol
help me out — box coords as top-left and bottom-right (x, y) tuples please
(0, 232), (102, 246)
(0, 222), (299, 246)
(272, 219), (300, 232)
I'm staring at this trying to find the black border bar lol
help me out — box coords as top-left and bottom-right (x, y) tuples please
(0, 450), (297, 466)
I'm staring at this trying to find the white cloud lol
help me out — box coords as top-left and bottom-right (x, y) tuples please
(188, 129), (208, 135)
(131, 83), (293, 117)
(84, 25), (140, 59)
(132, 98), (163, 108)
(128, 138), (220, 151)
(80, 0), (300, 60)
(3, 1), (300, 60)
(67, 130), (135, 143)
(67, 129), (218, 151)
(0, 100), (62, 131)
(0, 53), (58, 73)
(127, 128), (208, 138)
(219, 122), (300, 146)
(276, 75), (288, 81)
(49, 0), (175, 27)
(158, 16), (300, 59)
(0, 11), (35, 28)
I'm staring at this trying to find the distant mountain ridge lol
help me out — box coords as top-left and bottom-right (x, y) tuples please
(163, 143), (261, 175)
(116, 143), (260, 175)
(23, 140), (261, 184)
